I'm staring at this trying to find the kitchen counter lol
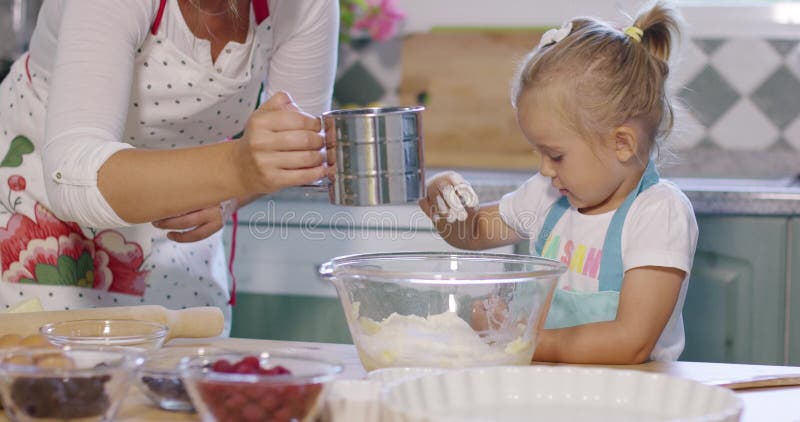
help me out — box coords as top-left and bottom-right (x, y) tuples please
(264, 169), (800, 216)
(44, 337), (800, 422)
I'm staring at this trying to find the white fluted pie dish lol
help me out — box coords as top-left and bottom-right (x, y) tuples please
(379, 365), (742, 422)
(323, 367), (446, 422)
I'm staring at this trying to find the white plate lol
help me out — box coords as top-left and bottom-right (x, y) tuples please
(380, 366), (742, 422)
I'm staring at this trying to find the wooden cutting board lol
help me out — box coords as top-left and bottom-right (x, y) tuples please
(399, 29), (546, 170)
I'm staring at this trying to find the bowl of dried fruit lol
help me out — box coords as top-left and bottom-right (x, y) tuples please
(0, 333), (59, 412)
(0, 346), (143, 421)
(179, 351), (342, 422)
(136, 345), (230, 412)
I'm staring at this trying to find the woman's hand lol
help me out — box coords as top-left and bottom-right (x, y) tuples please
(234, 92), (327, 195)
(419, 171), (479, 223)
(152, 206), (225, 243)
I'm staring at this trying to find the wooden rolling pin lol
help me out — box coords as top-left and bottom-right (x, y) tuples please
(0, 305), (224, 340)
(708, 373), (800, 390)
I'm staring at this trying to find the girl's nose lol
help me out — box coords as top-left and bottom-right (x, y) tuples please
(539, 156), (556, 178)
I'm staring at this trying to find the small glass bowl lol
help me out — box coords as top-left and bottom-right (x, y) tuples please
(136, 345), (230, 412)
(40, 319), (169, 350)
(0, 346), (143, 421)
(180, 351), (342, 422)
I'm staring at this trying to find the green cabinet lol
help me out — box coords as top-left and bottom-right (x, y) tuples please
(231, 293), (352, 343)
(789, 218), (800, 365)
(681, 216), (788, 364)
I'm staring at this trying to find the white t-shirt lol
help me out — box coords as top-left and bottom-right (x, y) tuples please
(499, 172), (699, 361)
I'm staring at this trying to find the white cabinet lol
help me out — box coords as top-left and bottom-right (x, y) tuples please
(227, 199), (512, 297)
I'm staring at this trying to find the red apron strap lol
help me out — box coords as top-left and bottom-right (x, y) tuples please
(24, 54), (32, 84)
(151, 0), (168, 35)
(227, 210), (239, 305)
(253, 0), (270, 24)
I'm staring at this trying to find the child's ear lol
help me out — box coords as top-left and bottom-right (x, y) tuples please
(611, 125), (639, 162)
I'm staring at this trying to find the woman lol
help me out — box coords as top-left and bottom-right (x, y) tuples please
(0, 0), (338, 331)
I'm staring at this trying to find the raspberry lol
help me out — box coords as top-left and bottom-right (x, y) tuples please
(211, 359), (234, 373)
(239, 356), (260, 369)
(226, 355), (272, 375)
(261, 365), (291, 376)
(234, 362), (256, 374)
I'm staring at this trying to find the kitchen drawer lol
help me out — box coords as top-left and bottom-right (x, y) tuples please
(682, 251), (752, 362)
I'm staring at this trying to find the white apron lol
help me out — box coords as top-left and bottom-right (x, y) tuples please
(0, 0), (272, 329)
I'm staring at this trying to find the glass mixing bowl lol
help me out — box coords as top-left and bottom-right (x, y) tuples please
(318, 252), (566, 371)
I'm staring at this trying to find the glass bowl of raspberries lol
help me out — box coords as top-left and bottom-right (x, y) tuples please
(179, 351), (342, 422)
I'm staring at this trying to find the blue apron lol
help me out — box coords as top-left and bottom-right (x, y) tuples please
(533, 161), (659, 329)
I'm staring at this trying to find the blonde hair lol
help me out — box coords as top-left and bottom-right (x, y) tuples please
(188, 0), (243, 20)
(511, 1), (683, 152)
(186, 0), (246, 42)
(226, 0), (241, 19)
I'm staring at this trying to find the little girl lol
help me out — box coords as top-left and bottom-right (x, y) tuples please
(420, 1), (698, 364)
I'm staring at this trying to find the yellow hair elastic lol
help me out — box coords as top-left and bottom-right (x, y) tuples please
(623, 26), (643, 42)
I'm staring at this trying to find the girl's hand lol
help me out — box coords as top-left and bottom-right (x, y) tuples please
(419, 171), (479, 223)
(234, 92), (326, 195)
(471, 296), (510, 332)
(153, 206), (224, 243)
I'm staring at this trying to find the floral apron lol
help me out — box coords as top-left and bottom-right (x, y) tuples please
(533, 161), (660, 328)
(0, 0), (272, 328)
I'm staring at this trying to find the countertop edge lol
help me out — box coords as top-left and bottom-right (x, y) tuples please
(254, 173), (800, 216)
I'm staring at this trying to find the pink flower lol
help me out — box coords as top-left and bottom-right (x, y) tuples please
(0, 203), (148, 296)
(352, 0), (406, 42)
(94, 230), (148, 295)
(7, 175), (26, 192)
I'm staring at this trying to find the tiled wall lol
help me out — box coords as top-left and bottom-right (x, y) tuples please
(665, 36), (800, 178)
(333, 38), (403, 108)
(334, 34), (800, 179)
